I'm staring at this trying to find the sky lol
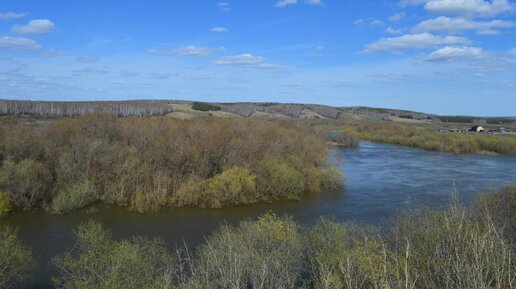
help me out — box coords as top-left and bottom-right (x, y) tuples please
(0, 0), (515, 116)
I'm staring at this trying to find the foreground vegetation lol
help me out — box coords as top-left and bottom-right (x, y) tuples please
(1, 186), (514, 289)
(0, 116), (343, 215)
(324, 122), (516, 154)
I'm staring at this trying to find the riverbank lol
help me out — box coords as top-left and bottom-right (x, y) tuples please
(320, 122), (516, 155)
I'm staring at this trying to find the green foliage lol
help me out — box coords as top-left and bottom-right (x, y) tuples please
(0, 159), (52, 209)
(191, 102), (221, 112)
(320, 167), (345, 191)
(438, 116), (476, 123)
(52, 221), (177, 289)
(255, 157), (305, 199)
(50, 181), (96, 214)
(189, 213), (303, 289)
(0, 226), (35, 289)
(203, 167), (257, 208)
(0, 191), (12, 217)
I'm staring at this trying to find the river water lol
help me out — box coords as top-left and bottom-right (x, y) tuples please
(2, 141), (515, 288)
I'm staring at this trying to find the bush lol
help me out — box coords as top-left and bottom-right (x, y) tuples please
(0, 159), (52, 209)
(189, 213), (303, 289)
(320, 167), (345, 191)
(390, 203), (514, 289)
(191, 102), (221, 112)
(474, 184), (516, 242)
(0, 191), (12, 217)
(203, 167), (257, 208)
(0, 226), (35, 289)
(255, 157), (305, 199)
(305, 218), (404, 289)
(50, 181), (96, 214)
(52, 221), (176, 289)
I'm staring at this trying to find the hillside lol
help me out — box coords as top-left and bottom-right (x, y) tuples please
(1, 99), (515, 125)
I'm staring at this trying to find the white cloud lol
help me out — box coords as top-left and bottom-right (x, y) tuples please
(260, 63), (283, 69)
(362, 32), (471, 53)
(210, 26), (229, 33)
(388, 12), (407, 21)
(413, 16), (514, 34)
(218, 2), (230, 12)
(425, 46), (485, 62)
(400, 0), (515, 18)
(275, 0), (298, 7)
(387, 27), (404, 34)
(12, 19), (55, 34)
(0, 12), (27, 20)
(0, 36), (42, 50)
(150, 45), (224, 57)
(214, 53), (264, 65)
(354, 18), (384, 26)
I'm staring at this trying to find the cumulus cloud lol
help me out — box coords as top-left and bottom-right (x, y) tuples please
(259, 63), (283, 69)
(150, 45), (224, 57)
(214, 53), (264, 65)
(0, 36), (42, 50)
(413, 16), (514, 34)
(0, 12), (27, 20)
(362, 32), (472, 53)
(354, 18), (384, 26)
(388, 12), (407, 21)
(400, 0), (515, 18)
(11, 19), (55, 34)
(425, 46), (485, 62)
(210, 27), (229, 33)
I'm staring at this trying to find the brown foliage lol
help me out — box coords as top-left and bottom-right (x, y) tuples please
(0, 116), (330, 212)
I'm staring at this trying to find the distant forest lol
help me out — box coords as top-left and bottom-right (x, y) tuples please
(0, 99), (173, 117)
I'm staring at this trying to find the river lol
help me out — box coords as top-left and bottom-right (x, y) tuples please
(1, 141), (515, 288)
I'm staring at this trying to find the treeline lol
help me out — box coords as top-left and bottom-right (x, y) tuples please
(2, 186), (514, 289)
(325, 122), (516, 154)
(0, 116), (341, 215)
(0, 99), (173, 117)
(217, 103), (343, 119)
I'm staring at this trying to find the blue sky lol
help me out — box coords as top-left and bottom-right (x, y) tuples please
(0, 0), (515, 115)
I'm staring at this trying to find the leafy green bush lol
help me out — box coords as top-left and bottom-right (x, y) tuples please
(0, 226), (35, 289)
(203, 167), (257, 207)
(52, 221), (176, 289)
(191, 102), (221, 112)
(50, 181), (96, 214)
(320, 167), (345, 191)
(255, 157), (305, 199)
(0, 191), (12, 217)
